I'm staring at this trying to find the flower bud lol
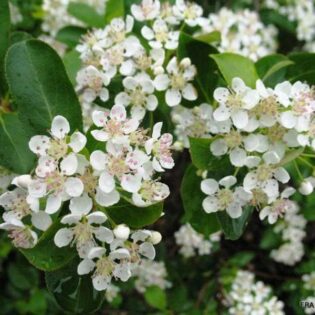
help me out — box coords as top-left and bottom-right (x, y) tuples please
(113, 224), (130, 240)
(150, 231), (162, 245)
(299, 180), (314, 195)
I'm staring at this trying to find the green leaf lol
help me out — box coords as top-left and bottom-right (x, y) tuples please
(216, 206), (253, 240)
(106, 199), (163, 229)
(63, 50), (81, 85)
(181, 164), (220, 236)
(189, 137), (233, 178)
(286, 53), (315, 85)
(228, 251), (254, 267)
(260, 9), (296, 34)
(259, 227), (282, 250)
(255, 54), (294, 87)
(105, 0), (124, 23)
(0, 113), (36, 173)
(144, 286), (167, 310)
(210, 53), (259, 88)
(56, 26), (86, 48)
(20, 220), (76, 271)
(10, 31), (32, 46)
(8, 261), (39, 290)
(0, 0), (10, 96)
(5, 39), (82, 133)
(45, 259), (104, 314)
(68, 3), (105, 28)
(178, 32), (218, 105)
(194, 31), (221, 44)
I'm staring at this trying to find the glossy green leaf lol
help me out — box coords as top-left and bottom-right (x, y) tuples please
(20, 220), (76, 271)
(260, 9), (296, 34)
(0, 113), (36, 173)
(194, 31), (221, 44)
(63, 50), (81, 85)
(178, 32), (218, 105)
(0, 0), (10, 96)
(10, 31), (32, 46)
(210, 53), (259, 88)
(68, 3), (105, 28)
(216, 206), (253, 240)
(105, 0), (124, 23)
(106, 199), (163, 229)
(189, 137), (233, 178)
(45, 259), (104, 313)
(181, 164), (220, 236)
(144, 286), (167, 310)
(286, 53), (315, 85)
(256, 54), (294, 87)
(56, 26), (86, 48)
(5, 39), (82, 133)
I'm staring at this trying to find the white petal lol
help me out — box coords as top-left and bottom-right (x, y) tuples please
(77, 259), (95, 275)
(210, 139), (228, 156)
(91, 130), (109, 142)
(154, 74), (170, 91)
(61, 214), (82, 225)
(280, 111), (297, 129)
(110, 105), (126, 121)
(202, 196), (219, 213)
(65, 178), (84, 197)
(231, 110), (248, 129)
(31, 211), (52, 231)
(232, 77), (246, 94)
(213, 105), (230, 121)
(92, 110), (108, 127)
(139, 242), (155, 259)
(60, 154), (78, 176)
(69, 193), (93, 215)
(263, 151), (280, 165)
(200, 179), (218, 195)
(227, 203), (242, 218)
(90, 150), (107, 171)
(94, 226), (114, 243)
(54, 228), (73, 247)
(121, 174), (142, 193)
(51, 116), (70, 139)
(99, 171), (115, 193)
(45, 195), (62, 214)
(230, 148), (246, 167)
(93, 275), (110, 291)
(87, 211), (107, 224)
(69, 132), (87, 153)
(95, 188), (120, 207)
(166, 89), (182, 107)
(213, 87), (229, 103)
(29, 136), (50, 156)
(274, 167), (290, 184)
(182, 84), (197, 101)
(219, 176), (237, 188)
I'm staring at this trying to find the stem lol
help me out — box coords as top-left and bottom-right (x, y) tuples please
(301, 153), (315, 158)
(293, 160), (304, 181)
(298, 157), (314, 169)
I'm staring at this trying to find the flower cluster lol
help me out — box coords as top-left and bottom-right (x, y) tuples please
(198, 8), (278, 61)
(270, 201), (306, 266)
(41, 0), (107, 37)
(224, 270), (285, 315)
(0, 112), (172, 291)
(198, 78), (315, 221)
(75, 0), (206, 129)
(265, 0), (315, 51)
(132, 259), (171, 293)
(174, 223), (221, 258)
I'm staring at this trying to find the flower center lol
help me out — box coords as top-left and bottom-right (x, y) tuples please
(255, 96), (279, 117)
(256, 164), (273, 182)
(80, 169), (98, 197)
(155, 30), (168, 43)
(95, 257), (114, 276)
(107, 155), (128, 178)
(226, 94), (243, 109)
(217, 188), (233, 209)
(224, 130), (242, 149)
(9, 227), (35, 249)
(267, 124), (286, 143)
(73, 221), (94, 246)
(170, 74), (186, 90)
(47, 139), (68, 160)
(129, 88), (147, 107)
(250, 188), (267, 207)
(45, 171), (65, 193)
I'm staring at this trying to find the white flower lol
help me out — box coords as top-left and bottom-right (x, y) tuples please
(145, 122), (174, 171)
(91, 105), (140, 144)
(76, 65), (110, 103)
(299, 178), (315, 195)
(131, 0), (160, 21)
(54, 211), (113, 258)
(0, 217), (38, 249)
(141, 19), (179, 50)
(259, 187), (296, 224)
(78, 246), (131, 291)
(29, 116), (86, 159)
(201, 176), (252, 218)
(154, 57), (197, 107)
(173, 0), (203, 27)
(213, 77), (260, 129)
(115, 73), (158, 120)
(243, 151), (290, 200)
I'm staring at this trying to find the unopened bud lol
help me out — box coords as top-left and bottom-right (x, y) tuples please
(150, 231), (162, 245)
(113, 224), (130, 240)
(299, 180), (314, 195)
